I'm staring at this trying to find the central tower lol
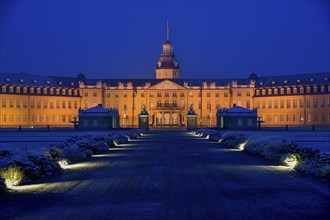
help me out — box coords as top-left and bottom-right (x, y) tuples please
(155, 21), (180, 79)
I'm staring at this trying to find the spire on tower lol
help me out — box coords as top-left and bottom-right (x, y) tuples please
(166, 20), (170, 41)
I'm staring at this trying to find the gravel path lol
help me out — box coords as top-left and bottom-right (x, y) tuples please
(1, 130), (329, 219)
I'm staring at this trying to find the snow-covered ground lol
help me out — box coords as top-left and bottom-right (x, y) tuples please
(240, 131), (330, 153)
(0, 131), (113, 155)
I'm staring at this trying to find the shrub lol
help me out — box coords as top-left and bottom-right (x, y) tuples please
(0, 177), (6, 192)
(220, 132), (247, 149)
(0, 164), (25, 187)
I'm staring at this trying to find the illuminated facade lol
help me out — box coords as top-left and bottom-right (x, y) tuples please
(1, 27), (329, 128)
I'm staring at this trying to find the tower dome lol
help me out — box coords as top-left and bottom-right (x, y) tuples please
(155, 21), (180, 79)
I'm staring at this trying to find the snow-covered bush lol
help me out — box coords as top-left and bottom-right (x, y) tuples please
(220, 132), (248, 149)
(48, 143), (91, 164)
(0, 164), (25, 186)
(0, 177), (6, 192)
(109, 131), (129, 145)
(209, 133), (223, 142)
(76, 137), (109, 154)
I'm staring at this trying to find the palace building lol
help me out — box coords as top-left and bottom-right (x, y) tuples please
(1, 24), (329, 129)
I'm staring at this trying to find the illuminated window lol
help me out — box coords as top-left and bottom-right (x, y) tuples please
(293, 100), (297, 108)
(16, 87), (21, 93)
(274, 100), (278, 109)
(68, 90), (72, 95)
(30, 100), (35, 108)
(286, 100), (291, 108)
(9, 99), (13, 108)
(313, 99), (318, 108)
(280, 100), (284, 108)
(306, 87), (311, 93)
(2, 99), (6, 108)
(268, 89), (272, 95)
(262, 90), (266, 95)
(9, 87), (14, 93)
(262, 101), (266, 109)
(313, 86), (318, 93)
(1, 86), (6, 92)
(23, 100), (27, 108)
(2, 115), (6, 122)
(56, 89), (60, 95)
(37, 88), (41, 94)
(306, 99), (311, 108)
(23, 87), (27, 93)
(56, 100), (60, 109)
(62, 90), (66, 95)
(43, 88), (47, 94)
(50, 100), (54, 109)
(37, 100), (41, 108)
(299, 99), (304, 108)
(43, 100), (47, 108)
(16, 99), (21, 108)
(293, 88), (297, 94)
(30, 88), (34, 94)
(286, 88), (291, 94)
(299, 87), (304, 93)
(268, 101), (272, 109)
(274, 89), (278, 95)
(49, 89), (54, 95)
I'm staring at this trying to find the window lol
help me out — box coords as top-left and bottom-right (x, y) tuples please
(268, 115), (272, 122)
(274, 100), (278, 109)
(268, 89), (272, 95)
(321, 86), (325, 93)
(300, 115), (304, 122)
(280, 88), (284, 94)
(43, 100), (47, 108)
(43, 88), (48, 94)
(246, 100), (250, 109)
(293, 100), (297, 108)
(293, 88), (297, 94)
(306, 87), (311, 93)
(322, 114), (326, 122)
(198, 102), (202, 109)
(207, 102), (211, 110)
(1, 99), (6, 108)
(84, 92), (88, 97)
(237, 100), (242, 106)
(16, 115), (20, 122)
(23, 100), (27, 108)
(286, 100), (290, 108)
(56, 100), (60, 109)
(84, 100), (88, 109)
(23, 115), (27, 122)
(299, 99), (304, 108)
(286, 115), (290, 122)
(56, 89), (60, 95)
(149, 92), (154, 97)
(157, 92), (161, 97)
(173, 101), (177, 107)
(62, 115), (66, 123)
(2, 115), (6, 122)
(157, 101), (161, 107)
(286, 88), (291, 94)
(292, 114), (297, 122)
(16, 87), (21, 93)
(23, 87), (27, 93)
(50, 100), (54, 109)
(256, 101), (260, 109)
(246, 92), (250, 97)
(37, 88), (41, 94)
(30, 100), (34, 108)
(1, 86), (6, 92)
(62, 90), (66, 95)
(37, 100), (41, 108)
(313, 86), (318, 93)
(62, 101), (66, 109)
(299, 87), (304, 93)
(9, 115), (13, 123)
(124, 93), (128, 98)
(280, 115), (284, 122)
(9, 99), (13, 108)
(106, 92), (110, 98)
(93, 92), (97, 97)
(306, 99), (310, 108)
(274, 115), (278, 122)
(207, 92), (211, 97)
(30, 115), (34, 123)
(313, 99), (318, 108)
(237, 92), (242, 96)
(164, 92), (169, 97)
(16, 99), (21, 108)
(262, 101), (266, 109)
(320, 98), (325, 107)
(224, 92), (228, 97)
(314, 114), (318, 122)
(268, 101), (272, 109)
(274, 89), (278, 95)
(30, 88), (34, 94)
(49, 89), (54, 95)
(180, 92), (185, 97)
(280, 100), (284, 108)
(256, 90), (260, 96)
(74, 101), (78, 109)
(215, 92), (219, 97)
(262, 90), (266, 95)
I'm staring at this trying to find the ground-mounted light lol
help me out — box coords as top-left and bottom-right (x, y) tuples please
(238, 140), (248, 151)
(282, 154), (299, 169)
(206, 135), (210, 139)
(218, 139), (222, 143)
(113, 140), (119, 146)
(1, 165), (25, 189)
(58, 160), (69, 169)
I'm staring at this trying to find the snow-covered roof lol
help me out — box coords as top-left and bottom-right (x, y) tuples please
(81, 105), (108, 113)
(227, 106), (254, 113)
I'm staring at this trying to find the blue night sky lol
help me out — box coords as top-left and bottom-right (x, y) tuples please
(0, 0), (329, 79)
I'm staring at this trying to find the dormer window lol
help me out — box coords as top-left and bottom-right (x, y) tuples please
(9, 87), (14, 93)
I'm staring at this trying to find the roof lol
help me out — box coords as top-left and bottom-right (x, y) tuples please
(226, 106), (254, 113)
(81, 105), (109, 113)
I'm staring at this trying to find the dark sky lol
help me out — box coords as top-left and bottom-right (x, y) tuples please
(1, 1), (329, 79)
